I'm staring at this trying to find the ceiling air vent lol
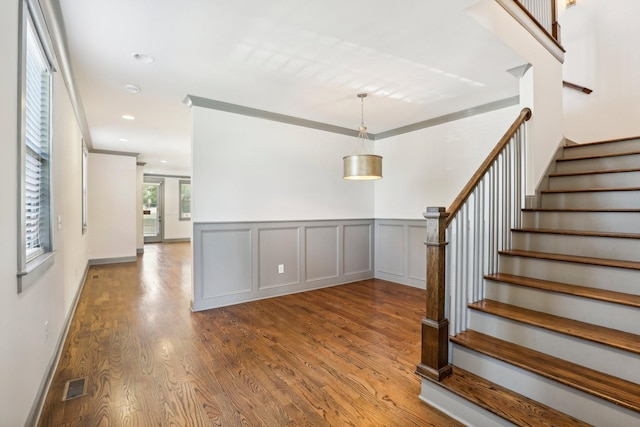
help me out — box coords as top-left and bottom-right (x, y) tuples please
(62, 377), (87, 401)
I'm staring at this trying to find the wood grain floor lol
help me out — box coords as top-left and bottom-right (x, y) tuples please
(38, 242), (461, 426)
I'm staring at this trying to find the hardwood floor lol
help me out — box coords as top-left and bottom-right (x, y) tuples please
(38, 242), (461, 426)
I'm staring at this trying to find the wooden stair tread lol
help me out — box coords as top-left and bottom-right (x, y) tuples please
(485, 273), (640, 308)
(564, 136), (640, 147)
(556, 150), (640, 161)
(435, 366), (591, 427)
(512, 227), (640, 239)
(451, 330), (640, 414)
(469, 299), (640, 355)
(541, 187), (640, 194)
(549, 167), (640, 177)
(500, 249), (640, 271)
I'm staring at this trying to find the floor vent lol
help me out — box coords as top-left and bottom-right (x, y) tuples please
(62, 377), (87, 401)
(91, 275), (99, 279)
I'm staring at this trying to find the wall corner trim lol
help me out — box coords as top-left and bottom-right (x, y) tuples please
(185, 95), (360, 138)
(375, 96), (520, 140)
(185, 94), (520, 142)
(38, 0), (94, 148)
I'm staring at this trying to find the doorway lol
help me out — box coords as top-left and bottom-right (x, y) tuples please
(143, 178), (164, 243)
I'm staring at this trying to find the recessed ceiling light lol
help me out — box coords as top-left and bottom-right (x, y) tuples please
(121, 114), (135, 120)
(133, 53), (155, 64)
(160, 160), (167, 163)
(124, 84), (141, 94)
(119, 138), (129, 142)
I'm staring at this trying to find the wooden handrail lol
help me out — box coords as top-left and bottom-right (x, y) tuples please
(446, 108), (531, 226)
(417, 109), (532, 383)
(512, 1), (564, 50)
(563, 81), (593, 94)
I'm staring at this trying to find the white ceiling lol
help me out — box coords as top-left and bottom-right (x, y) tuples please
(58, 0), (525, 175)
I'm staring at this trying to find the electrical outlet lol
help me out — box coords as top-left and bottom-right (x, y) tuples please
(278, 264), (284, 274)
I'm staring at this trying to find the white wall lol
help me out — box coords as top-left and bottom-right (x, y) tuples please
(0, 1), (89, 424)
(561, 0), (640, 142)
(375, 105), (521, 219)
(162, 176), (192, 240)
(191, 107), (374, 222)
(54, 80), (91, 315)
(468, 0), (564, 194)
(88, 153), (137, 260)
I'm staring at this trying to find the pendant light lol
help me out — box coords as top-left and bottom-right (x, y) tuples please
(343, 93), (382, 180)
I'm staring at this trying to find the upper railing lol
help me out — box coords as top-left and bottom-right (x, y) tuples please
(563, 81), (593, 94)
(514, 0), (560, 43)
(416, 108), (532, 382)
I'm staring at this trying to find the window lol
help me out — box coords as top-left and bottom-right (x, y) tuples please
(17, 2), (54, 292)
(82, 140), (88, 233)
(179, 180), (191, 220)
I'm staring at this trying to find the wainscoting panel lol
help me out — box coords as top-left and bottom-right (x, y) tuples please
(343, 223), (372, 275)
(408, 225), (427, 282)
(375, 219), (427, 288)
(305, 226), (339, 282)
(376, 224), (405, 277)
(258, 227), (300, 289)
(198, 228), (253, 300)
(193, 219), (374, 311)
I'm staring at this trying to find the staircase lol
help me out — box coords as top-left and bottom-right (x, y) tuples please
(422, 137), (640, 426)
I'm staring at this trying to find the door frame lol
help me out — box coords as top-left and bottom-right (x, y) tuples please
(143, 177), (164, 243)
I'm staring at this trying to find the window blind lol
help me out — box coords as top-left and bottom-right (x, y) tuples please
(24, 18), (51, 262)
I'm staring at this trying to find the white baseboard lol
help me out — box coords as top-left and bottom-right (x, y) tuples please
(89, 256), (137, 265)
(26, 261), (90, 427)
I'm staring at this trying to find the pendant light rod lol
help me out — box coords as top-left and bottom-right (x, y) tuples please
(343, 93), (382, 180)
(358, 93), (367, 131)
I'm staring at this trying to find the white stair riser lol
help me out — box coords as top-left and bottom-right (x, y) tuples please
(541, 190), (640, 209)
(419, 381), (515, 427)
(512, 232), (640, 262)
(564, 139), (640, 158)
(556, 153), (640, 174)
(485, 280), (640, 334)
(522, 211), (640, 233)
(469, 310), (640, 384)
(549, 171), (640, 190)
(452, 344), (640, 427)
(499, 255), (640, 295)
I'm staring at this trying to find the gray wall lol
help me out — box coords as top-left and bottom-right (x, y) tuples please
(374, 219), (427, 288)
(192, 219), (375, 311)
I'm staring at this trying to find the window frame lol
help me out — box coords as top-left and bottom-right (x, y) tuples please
(178, 179), (191, 221)
(82, 140), (88, 233)
(17, 0), (55, 293)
